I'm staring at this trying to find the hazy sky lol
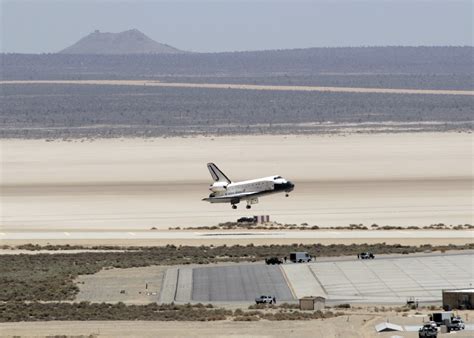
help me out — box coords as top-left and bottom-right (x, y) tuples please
(1, 0), (472, 53)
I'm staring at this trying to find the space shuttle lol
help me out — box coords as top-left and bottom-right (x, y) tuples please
(202, 163), (294, 209)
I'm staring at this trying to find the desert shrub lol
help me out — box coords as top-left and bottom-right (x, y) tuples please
(0, 302), (231, 322)
(260, 310), (332, 321)
(248, 304), (273, 310)
(233, 316), (260, 321)
(278, 303), (300, 309)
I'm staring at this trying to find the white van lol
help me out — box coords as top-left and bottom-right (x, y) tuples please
(289, 252), (312, 263)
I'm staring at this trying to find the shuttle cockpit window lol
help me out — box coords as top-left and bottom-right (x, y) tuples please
(274, 176), (282, 179)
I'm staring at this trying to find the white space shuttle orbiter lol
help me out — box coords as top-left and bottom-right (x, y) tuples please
(202, 163), (295, 209)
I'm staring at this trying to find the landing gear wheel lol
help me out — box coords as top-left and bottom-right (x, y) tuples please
(232, 204), (237, 209)
(246, 205), (251, 209)
(285, 193), (289, 197)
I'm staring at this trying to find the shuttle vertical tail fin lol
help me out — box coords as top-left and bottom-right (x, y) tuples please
(207, 163), (231, 183)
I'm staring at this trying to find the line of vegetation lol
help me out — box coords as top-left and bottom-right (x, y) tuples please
(0, 301), (341, 322)
(0, 302), (228, 322)
(232, 308), (337, 321)
(2, 47), (472, 81)
(1, 83), (472, 139)
(1, 243), (472, 301)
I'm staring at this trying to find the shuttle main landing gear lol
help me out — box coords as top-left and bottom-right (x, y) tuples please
(285, 193), (289, 197)
(232, 204), (237, 209)
(246, 198), (258, 209)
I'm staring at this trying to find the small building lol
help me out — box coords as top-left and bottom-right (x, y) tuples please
(299, 296), (325, 310)
(254, 215), (270, 224)
(442, 288), (474, 310)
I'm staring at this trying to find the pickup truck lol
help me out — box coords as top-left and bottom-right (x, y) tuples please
(448, 317), (465, 331)
(418, 323), (438, 337)
(359, 252), (375, 259)
(255, 295), (275, 304)
(265, 257), (283, 265)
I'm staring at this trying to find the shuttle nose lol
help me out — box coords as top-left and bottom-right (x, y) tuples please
(274, 180), (295, 193)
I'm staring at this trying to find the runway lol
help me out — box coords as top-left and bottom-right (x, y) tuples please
(2, 133), (472, 232)
(1, 230), (472, 240)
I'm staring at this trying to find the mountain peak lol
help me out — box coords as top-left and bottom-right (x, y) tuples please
(59, 29), (183, 55)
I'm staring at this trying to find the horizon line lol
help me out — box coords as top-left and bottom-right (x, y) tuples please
(2, 45), (473, 56)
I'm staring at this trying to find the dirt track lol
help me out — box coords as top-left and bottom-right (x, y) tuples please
(1, 313), (473, 338)
(1, 79), (473, 95)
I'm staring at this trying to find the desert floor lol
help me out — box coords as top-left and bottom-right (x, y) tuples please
(1, 132), (472, 235)
(1, 312), (473, 338)
(0, 318), (395, 338)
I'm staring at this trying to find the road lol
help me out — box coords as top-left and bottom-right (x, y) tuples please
(2, 80), (473, 95)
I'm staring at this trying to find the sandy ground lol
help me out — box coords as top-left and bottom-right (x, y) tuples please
(2, 79), (474, 95)
(1, 133), (472, 237)
(1, 230), (472, 247)
(1, 313), (473, 338)
(75, 266), (166, 304)
(0, 318), (376, 338)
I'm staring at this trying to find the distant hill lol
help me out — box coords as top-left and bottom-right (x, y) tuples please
(59, 29), (183, 55)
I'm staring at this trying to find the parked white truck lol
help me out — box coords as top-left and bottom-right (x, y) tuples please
(289, 252), (312, 263)
(429, 312), (465, 331)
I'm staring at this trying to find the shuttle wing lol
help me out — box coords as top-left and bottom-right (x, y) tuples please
(210, 191), (258, 199)
(202, 191), (259, 203)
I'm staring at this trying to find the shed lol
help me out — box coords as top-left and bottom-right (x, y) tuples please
(254, 215), (270, 223)
(442, 288), (474, 310)
(299, 296), (325, 310)
(375, 323), (404, 332)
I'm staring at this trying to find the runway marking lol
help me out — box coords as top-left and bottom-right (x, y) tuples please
(279, 265), (297, 299)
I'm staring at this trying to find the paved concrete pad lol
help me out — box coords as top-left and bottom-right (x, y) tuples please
(192, 264), (295, 302)
(175, 268), (193, 302)
(310, 254), (474, 303)
(281, 264), (326, 298)
(158, 267), (178, 303)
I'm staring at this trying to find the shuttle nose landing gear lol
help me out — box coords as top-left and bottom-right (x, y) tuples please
(285, 193), (289, 197)
(232, 204), (237, 209)
(246, 205), (251, 209)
